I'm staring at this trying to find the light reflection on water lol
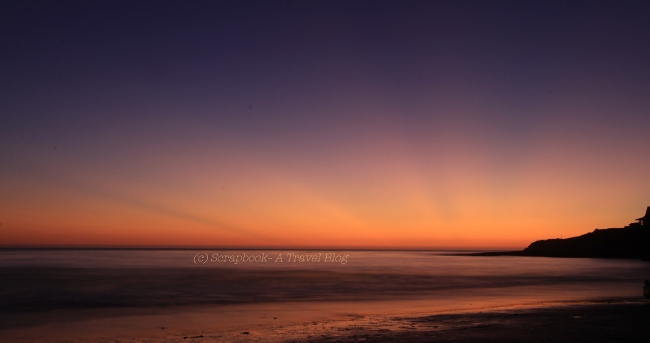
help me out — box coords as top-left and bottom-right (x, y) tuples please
(1, 249), (648, 313)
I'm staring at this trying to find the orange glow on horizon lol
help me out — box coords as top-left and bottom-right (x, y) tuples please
(1, 103), (649, 250)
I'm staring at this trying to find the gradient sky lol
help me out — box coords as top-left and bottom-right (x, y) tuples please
(1, 0), (650, 249)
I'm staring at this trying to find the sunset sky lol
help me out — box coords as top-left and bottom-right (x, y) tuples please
(1, 1), (650, 249)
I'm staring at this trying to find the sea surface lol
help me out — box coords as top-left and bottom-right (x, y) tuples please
(1, 249), (649, 319)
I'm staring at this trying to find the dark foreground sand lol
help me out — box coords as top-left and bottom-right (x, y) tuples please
(2, 300), (649, 342)
(295, 301), (650, 343)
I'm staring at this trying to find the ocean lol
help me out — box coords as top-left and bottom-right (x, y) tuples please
(1, 249), (649, 321)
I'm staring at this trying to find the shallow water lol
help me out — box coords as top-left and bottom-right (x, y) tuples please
(1, 249), (648, 318)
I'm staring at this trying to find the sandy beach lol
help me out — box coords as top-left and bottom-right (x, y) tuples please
(2, 298), (649, 342)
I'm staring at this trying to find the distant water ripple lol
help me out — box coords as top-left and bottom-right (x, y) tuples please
(1, 250), (648, 314)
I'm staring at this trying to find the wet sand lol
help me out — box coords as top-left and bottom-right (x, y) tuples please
(2, 299), (649, 342)
(296, 301), (650, 343)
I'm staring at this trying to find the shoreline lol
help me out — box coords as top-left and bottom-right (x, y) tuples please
(2, 298), (648, 342)
(296, 299), (650, 343)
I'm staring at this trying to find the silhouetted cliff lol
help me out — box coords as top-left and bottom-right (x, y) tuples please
(468, 207), (650, 260)
(520, 226), (650, 260)
(469, 226), (650, 260)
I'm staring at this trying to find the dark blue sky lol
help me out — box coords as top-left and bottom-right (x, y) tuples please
(3, 1), (649, 134)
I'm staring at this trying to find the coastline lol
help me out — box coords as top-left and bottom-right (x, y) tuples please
(457, 225), (650, 260)
(2, 298), (648, 342)
(2, 250), (648, 341)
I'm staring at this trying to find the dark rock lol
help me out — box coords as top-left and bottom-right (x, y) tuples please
(521, 226), (650, 259)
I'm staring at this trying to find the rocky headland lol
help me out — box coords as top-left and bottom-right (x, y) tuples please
(471, 207), (650, 260)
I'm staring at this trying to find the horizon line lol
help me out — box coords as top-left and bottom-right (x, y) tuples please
(0, 245), (523, 252)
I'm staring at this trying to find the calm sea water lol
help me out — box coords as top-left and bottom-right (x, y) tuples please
(1, 249), (649, 315)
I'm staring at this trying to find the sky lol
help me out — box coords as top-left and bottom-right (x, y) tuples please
(1, 0), (650, 249)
